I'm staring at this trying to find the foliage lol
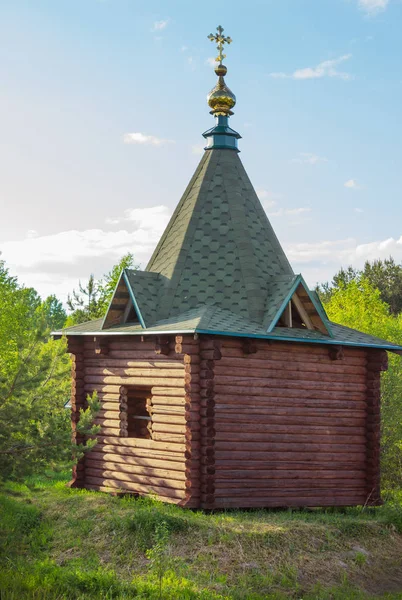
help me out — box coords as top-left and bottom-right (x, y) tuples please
(0, 260), (98, 480)
(318, 257), (402, 315)
(146, 521), (172, 599)
(1, 475), (402, 599)
(323, 275), (402, 489)
(66, 252), (138, 325)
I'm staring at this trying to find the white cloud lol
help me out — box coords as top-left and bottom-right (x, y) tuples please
(287, 236), (402, 273)
(123, 132), (174, 146)
(270, 54), (353, 81)
(268, 207), (311, 217)
(344, 179), (361, 189)
(358, 0), (389, 15)
(151, 19), (170, 32)
(205, 57), (217, 68)
(181, 45), (188, 52)
(291, 152), (328, 165)
(354, 208), (364, 213)
(256, 189), (282, 209)
(0, 206), (171, 302)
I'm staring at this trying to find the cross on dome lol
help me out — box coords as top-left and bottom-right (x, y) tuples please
(208, 25), (232, 64)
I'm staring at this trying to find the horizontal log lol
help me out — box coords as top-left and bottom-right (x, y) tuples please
(152, 414), (200, 425)
(219, 340), (366, 357)
(97, 436), (186, 453)
(84, 358), (186, 368)
(85, 475), (188, 499)
(214, 431), (366, 442)
(94, 443), (185, 459)
(105, 351), (182, 361)
(85, 459), (187, 481)
(85, 376), (185, 387)
(88, 450), (189, 471)
(214, 364), (366, 380)
(149, 396), (188, 406)
(152, 388), (186, 397)
(86, 467), (190, 489)
(211, 388), (366, 401)
(210, 406), (367, 418)
(213, 440), (366, 451)
(213, 452), (366, 463)
(210, 415), (366, 427)
(151, 432), (200, 445)
(107, 341), (163, 351)
(218, 354), (367, 368)
(152, 423), (193, 435)
(214, 377), (366, 391)
(213, 469), (365, 480)
(85, 367), (185, 378)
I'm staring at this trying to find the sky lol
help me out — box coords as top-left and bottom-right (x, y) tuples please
(1, 0), (402, 303)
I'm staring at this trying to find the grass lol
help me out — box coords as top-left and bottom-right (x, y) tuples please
(1, 474), (402, 598)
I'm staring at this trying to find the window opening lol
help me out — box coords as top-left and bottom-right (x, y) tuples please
(122, 386), (153, 439)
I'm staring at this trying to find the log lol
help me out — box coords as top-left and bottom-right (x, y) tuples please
(85, 367), (185, 378)
(219, 340), (366, 357)
(88, 451), (189, 471)
(85, 475), (188, 499)
(218, 354), (367, 368)
(214, 431), (366, 442)
(212, 392), (366, 405)
(93, 442), (184, 458)
(150, 396), (187, 406)
(211, 387), (366, 401)
(86, 468), (190, 489)
(152, 388), (186, 397)
(212, 452), (366, 463)
(208, 405), (366, 418)
(97, 436), (186, 452)
(209, 415), (366, 427)
(85, 459), (187, 481)
(213, 470), (365, 480)
(213, 376), (366, 391)
(85, 376), (185, 387)
(214, 362), (366, 377)
(213, 440), (366, 451)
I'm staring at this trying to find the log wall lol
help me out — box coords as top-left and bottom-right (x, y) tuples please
(68, 334), (201, 507)
(201, 337), (385, 509)
(67, 333), (385, 509)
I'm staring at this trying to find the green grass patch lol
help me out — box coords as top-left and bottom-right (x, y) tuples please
(1, 474), (402, 599)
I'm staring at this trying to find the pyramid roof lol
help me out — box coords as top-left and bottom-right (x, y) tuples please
(58, 37), (402, 355)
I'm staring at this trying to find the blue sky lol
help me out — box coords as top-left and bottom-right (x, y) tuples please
(1, 0), (401, 301)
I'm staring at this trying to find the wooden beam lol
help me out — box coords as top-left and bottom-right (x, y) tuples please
(291, 293), (314, 330)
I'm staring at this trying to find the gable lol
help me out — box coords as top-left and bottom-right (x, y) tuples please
(266, 275), (333, 337)
(102, 271), (144, 330)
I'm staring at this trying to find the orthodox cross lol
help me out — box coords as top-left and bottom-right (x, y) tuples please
(208, 25), (232, 64)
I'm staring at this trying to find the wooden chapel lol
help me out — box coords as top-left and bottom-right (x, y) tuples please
(57, 26), (402, 509)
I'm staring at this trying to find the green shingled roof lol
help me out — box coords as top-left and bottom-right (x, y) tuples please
(60, 311), (402, 353)
(146, 149), (294, 323)
(57, 146), (402, 354)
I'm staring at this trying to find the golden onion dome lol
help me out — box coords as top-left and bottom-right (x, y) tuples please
(207, 63), (236, 116)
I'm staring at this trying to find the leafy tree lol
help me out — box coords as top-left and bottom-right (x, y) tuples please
(0, 260), (98, 480)
(363, 258), (402, 316)
(324, 276), (402, 490)
(42, 294), (67, 330)
(317, 257), (402, 315)
(67, 253), (138, 325)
